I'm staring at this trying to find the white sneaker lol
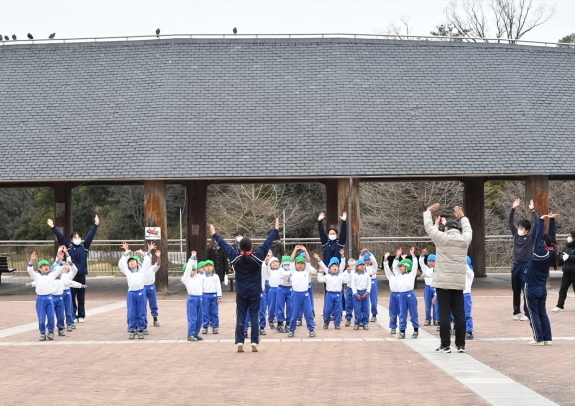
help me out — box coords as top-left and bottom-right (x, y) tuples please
(520, 315), (529, 321)
(513, 314), (520, 321)
(544, 341), (553, 345)
(251, 343), (258, 352)
(551, 307), (563, 312)
(237, 343), (244, 352)
(528, 340), (544, 346)
(79, 318), (85, 323)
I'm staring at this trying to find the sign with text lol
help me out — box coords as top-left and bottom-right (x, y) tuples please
(145, 227), (161, 240)
(191, 224), (200, 236)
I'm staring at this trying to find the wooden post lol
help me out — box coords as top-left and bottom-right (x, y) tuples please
(53, 183), (73, 252)
(463, 177), (486, 277)
(186, 180), (208, 260)
(337, 178), (360, 259)
(525, 175), (549, 231)
(144, 180), (168, 293)
(323, 179), (339, 231)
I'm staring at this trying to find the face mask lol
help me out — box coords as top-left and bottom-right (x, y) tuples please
(235, 237), (243, 243)
(517, 229), (525, 237)
(568, 236), (573, 243)
(282, 265), (290, 271)
(328, 234), (337, 241)
(73, 239), (82, 245)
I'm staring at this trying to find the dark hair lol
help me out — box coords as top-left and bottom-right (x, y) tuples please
(239, 237), (252, 253)
(328, 227), (338, 235)
(569, 230), (575, 239)
(544, 234), (558, 270)
(445, 220), (462, 232)
(518, 220), (531, 232)
(70, 232), (82, 239)
(235, 231), (244, 237)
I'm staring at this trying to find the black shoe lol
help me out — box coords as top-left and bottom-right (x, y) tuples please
(244, 330), (248, 337)
(195, 334), (204, 341)
(465, 332), (474, 340)
(457, 346), (466, 353)
(436, 346), (451, 353)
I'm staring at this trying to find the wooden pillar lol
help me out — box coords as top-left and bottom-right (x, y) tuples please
(337, 178), (360, 259)
(186, 180), (208, 260)
(463, 177), (486, 277)
(144, 180), (168, 293)
(525, 176), (549, 230)
(53, 183), (73, 252)
(324, 179), (339, 231)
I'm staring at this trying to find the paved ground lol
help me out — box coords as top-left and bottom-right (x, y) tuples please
(0, 272), (574, 406)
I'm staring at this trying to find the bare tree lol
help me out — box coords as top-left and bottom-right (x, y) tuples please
(378, 15), (414, 40)
(443, 0), (555, 42)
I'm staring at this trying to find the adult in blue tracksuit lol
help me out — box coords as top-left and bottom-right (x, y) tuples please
(47, 215), (99, 323)
(523, 212), (558, 345)
(210, 218), (280, 352)
(509, 198), (539, 320)
(317, 211), (347, 264)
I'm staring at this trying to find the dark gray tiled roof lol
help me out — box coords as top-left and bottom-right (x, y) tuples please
(0, 38), (573, 182)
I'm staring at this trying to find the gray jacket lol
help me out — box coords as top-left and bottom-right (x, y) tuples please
(423, 210), (473, 290)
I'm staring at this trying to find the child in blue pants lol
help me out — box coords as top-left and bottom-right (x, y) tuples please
(201, 259), (222, 334)
(316, 254), (347, 329)
(275, 255), (293, 333)
(343, 259), (356, 326)
(419, 250), (438, 326)
(182, 251), (205, 342)
(142, 246), (161, 331)
(351, 258), (371, 329)
(464, 256), (475, 339)
(361, 250), (379, 322)
(265, 255), (281, 329)
(383, 252), (400, 334)
(297, 252), (317, 325)
(282, 245), (316, 337)
(27, 252), (63, 341)
(389, 247), (419, 339)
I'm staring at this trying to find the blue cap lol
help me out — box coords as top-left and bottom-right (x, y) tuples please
(327, 257), (340, 269)
(363, 254), (371, 261)
(356, 259), (366, 266)
(298, 252), (306, 258)
(427, 254), (436, 261)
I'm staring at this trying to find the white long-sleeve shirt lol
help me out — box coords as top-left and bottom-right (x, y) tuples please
(202, 272), (222, 296)
(182, 258), (204, 296)
(142, 253), (160, 286)
(383, 260), (399, 292)
(266, 263), (282, 288)
(282, 262), (313, 292)
(118, 253), (147, 291)
(317, 271), (349, 292)
(51, 278), (84, 295)
(365, 254), (378, 279)
(464, 266), (475, 294)
(418, 257), (434, 286)
(27, 265), (62, 295)
(278, 264), (292, 287)
(391, 256), (419, 293)
(350, 271), (371, 294)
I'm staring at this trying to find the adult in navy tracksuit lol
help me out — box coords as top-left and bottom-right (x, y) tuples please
(317, 211), (347, 264)
(210, 218), (279, 352)
(509, 198), (539, 319)
(47, 215), (99, 322)
(523, 212), (558, 345)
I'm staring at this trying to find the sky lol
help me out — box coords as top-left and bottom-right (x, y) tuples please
(0, 0), (573, 44)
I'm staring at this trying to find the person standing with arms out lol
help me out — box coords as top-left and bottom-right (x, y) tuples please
(509, 198), (539, 321)
(423, 203), (472, 354)
(552, 230), (575, 312)
(317, 211), (347, 264)
(47, 215), (99, 324)
(210, 218), (280, 353)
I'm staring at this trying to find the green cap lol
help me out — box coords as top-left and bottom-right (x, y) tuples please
(204, 260), (215, 267)
(294, 256), (306, 263)
(182, 262), (198, 272)
(398, 258), (413, 272)
(128, 255), (141, 263)
(37, 260), (50, 268)
(197, 260), (206, 269)
(281, 255), (291, 263)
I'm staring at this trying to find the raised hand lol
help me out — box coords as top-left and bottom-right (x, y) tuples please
(94, 215), (100, 226)
(340, 212), (347, 221)
(421, 248), (428, 255)
(191, 250), (197, 258)
(396, 247), (403, 257)
(339, 249), (345, 256)
(361, 247), (369, 255)
(409, 246), (416, 256)
(275, 217), (280, 230)
(121, 241), (130, 252)
(441, 217), (447, 226)
(136, 249), (145, 257)
(434, 216), (440, 226)
(454, 206), (465, 219)
(512, 198), (521, 209)
(427, 203), (440, 213)
(265, 251), (272, 261)
(528, 199), (535, 211)
(155, 250), (161, 258)
(209, 224), (216, 235)
(313, 253), (320, 260)
(384, 251), (390, 259)
(318, 212), (325, 221)
(30, 251), (38, 263)
(57, 245), (64, 253)
(147, 242), (157, 252)
(47, 219), (54, 228)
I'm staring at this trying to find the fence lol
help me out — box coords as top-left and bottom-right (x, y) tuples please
(3, 234), (563, 275)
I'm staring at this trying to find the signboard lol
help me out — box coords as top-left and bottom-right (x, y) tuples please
(145, 227), (161, 240)
(191, 224), (200, 236)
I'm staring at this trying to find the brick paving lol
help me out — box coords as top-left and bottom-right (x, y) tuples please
(0, 272), (573, 406)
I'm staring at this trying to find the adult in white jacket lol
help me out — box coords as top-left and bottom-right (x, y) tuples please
(423, 203), (472, 353)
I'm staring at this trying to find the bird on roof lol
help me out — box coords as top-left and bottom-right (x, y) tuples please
(156, 28), (160, 38)
(12, 34), (16, 40)
(233, 27), (237, 35)
(27, 33), (33, 40)
(49, 33), (55, 39)
(3, 36), (8, 41)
